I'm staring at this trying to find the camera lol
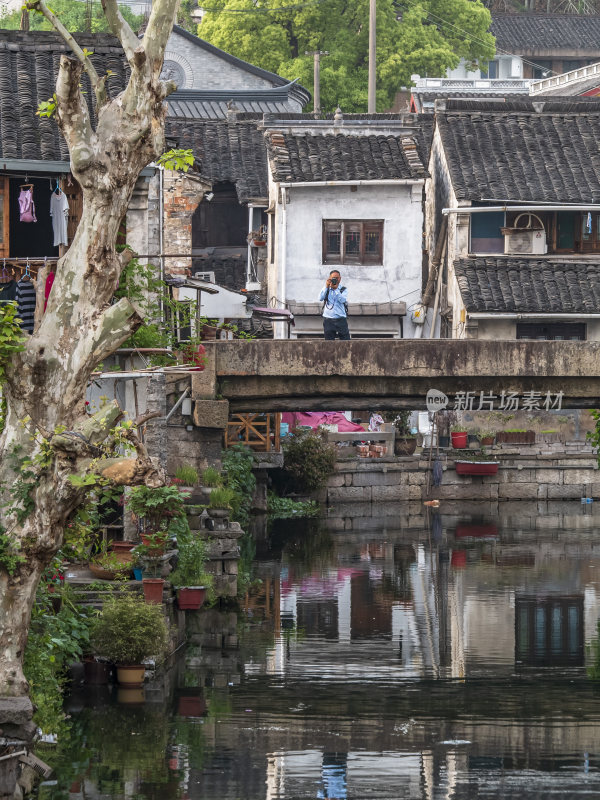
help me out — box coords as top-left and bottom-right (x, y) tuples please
(330, 277), (339, 287)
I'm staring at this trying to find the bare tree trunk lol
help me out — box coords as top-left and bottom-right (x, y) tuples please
(0, 0), (179, 700)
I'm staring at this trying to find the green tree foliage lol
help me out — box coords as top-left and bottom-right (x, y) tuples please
(198, 0), (494, 112)
(0, 0), (144, 32)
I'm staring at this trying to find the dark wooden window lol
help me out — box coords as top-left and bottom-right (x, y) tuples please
(322, 220), (383, 265)
(516, 322), (586, 341)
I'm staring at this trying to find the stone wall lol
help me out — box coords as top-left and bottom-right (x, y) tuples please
(327, 451), (600, 503)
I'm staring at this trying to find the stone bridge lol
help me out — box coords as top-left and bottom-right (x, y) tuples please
(190, 339), (600, 418)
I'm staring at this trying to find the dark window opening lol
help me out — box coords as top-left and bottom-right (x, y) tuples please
(192, 181), (247, 248)
(532, 60), (553, 80)
(470, 210), (505, 253)
(516, 322), (586, 341)
(515, 596), (583, 666)
(323, 220), (383, 265)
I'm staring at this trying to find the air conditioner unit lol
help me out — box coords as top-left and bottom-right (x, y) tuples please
(194, 271), (216, 283)
(504, 228), (547, 255)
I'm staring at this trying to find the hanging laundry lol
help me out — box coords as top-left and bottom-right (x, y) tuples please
(19, 186), (37, 223)
(587, 211), (593, 234)
(50, 190), (69, 247)
(0, 279), (17, 303)
(16, 277), (36, 333)
(44, 271), (55, 311)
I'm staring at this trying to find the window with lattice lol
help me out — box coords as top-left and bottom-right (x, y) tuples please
(322, 220), (383, 265)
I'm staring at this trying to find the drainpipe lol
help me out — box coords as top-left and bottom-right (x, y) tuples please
(443, 204), (600, 215)
(158, 165), (165, 322)
(429, 238), (446, 338)
(247, 205), (254, 285)
(279, 187), (287, 339)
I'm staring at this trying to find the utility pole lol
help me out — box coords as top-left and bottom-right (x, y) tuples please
(368, 0), (376, 112)
(306, 50), (329, 116)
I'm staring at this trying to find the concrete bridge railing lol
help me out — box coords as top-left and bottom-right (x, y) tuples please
(191, 340), (600, 416)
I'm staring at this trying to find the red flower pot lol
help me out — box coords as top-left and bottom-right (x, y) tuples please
(451, 431), (468, 449)
(142, 577), (164, 604)
(177, 695), (206, 717)
(455, 461), (499, 476)
(177, 587), (206, 610)
(455, 524), (499, 539)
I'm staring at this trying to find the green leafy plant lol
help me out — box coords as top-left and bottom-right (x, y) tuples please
(156, 148), (195, 172)
(201, 466), (223, 488)
(282, 429), (336, 492)
(0, 529), (25, 574)
(222, 445), (256, 524)
(90, 594), (169, 665)
(24, 590), (94, 734)
(476, 429), (496, 440)
(0, 302), (26, 384)
(127, 485), (186, 532)
(451, 424), (467, 433)
(392, 410), (413, 437)
(170, 535), (214, 599)
(208, 486), (236, 509)
(175, 464), (199, 486)
(36, 94), (57, 118)
(266, 494), (319, 518)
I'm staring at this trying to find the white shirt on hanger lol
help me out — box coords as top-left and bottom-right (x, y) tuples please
(50, 190), (69, 247)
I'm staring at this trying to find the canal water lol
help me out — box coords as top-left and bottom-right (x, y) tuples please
(37, 500), (600, 799)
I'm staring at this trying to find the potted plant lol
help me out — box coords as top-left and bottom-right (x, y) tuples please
(393, 411), (417, 456)
(199, 316), (219, 341)
(248, 225), (267, 247)
(207, 486), (236, 519)
(436, 410), (457, 448)
(90, 594), (169, 687)
(454, 449), (499, 476)
(133, 542), (167, 604)
(450, 424), (468, 449)
(170, 536), (214, 611)
(127, 485), (186, 535)
(496, 429), (536, 445)
(198, 466), (222, 503)
(171, 464), (199, 497)
(477, 429), (496, 447)
(89, 544), (131, 581)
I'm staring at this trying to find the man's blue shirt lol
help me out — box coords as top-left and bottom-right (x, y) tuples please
(319, 285), (348, 319)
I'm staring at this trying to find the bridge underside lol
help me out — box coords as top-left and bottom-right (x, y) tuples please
(192, 340), (600, 412)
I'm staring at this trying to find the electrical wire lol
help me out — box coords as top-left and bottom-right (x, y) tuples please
(201, 0), (331, 13)
(401, 0), (562, 77)
(202, 0), (562, 78)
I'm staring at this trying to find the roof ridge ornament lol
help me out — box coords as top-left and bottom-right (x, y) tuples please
(334, 105), (343, 123)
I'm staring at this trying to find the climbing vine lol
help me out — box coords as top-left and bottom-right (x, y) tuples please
(0, 302), (26, 434)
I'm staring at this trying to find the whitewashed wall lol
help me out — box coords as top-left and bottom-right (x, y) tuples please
(271, 182), (424, 338)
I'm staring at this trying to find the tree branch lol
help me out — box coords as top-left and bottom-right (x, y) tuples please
(55, 56), (94, 157)
(88, 297), (145, 367)
(100, 0), (145, 69)
(51, 401), (124, 456)
(142, 0), (181, 73)
(26, 0), (108, 109)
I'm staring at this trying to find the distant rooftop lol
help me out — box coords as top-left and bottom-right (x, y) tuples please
(490, 13), (600, 53)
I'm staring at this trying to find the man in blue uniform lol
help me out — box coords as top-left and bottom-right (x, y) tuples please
(319, 270), (350, 340)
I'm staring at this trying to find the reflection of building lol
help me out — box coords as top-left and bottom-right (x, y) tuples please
(516, 596), (584, 667)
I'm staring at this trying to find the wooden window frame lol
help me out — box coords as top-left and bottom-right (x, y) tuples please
(322, 219), (384, 266)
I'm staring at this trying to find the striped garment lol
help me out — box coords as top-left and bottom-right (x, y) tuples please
(16, 278), (36, 333)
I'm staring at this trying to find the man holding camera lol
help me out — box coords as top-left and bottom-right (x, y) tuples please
(319, 270), (350, 340)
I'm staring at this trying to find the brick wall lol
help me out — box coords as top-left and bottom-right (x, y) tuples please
(163, 171), (210, 275)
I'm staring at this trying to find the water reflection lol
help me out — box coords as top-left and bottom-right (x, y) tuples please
(38, 501), (600, 799)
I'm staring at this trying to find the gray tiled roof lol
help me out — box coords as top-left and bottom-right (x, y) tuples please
(265, 131), (427, 183)
(455, 257), (600, 313)
(437, 106), (600, 203)
(491, 13), (600, 52)
(167, 83), (309, 119)
(165, 117), (268, 203)
(0, 30), (129, 161)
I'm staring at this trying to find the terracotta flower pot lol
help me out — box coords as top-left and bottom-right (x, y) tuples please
(116, 664), (146, 687)
(177, 586), (206, 610)
(142, 577), (165, 604)
(451, 431), (468, 449)
(201, 324), (217, 341)
(394, 436), (417, 456)
(479, 436), (495, 446)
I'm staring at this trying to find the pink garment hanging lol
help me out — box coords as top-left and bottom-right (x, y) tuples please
(44, 271), (55, 311)
(19, 187), (37, 223)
